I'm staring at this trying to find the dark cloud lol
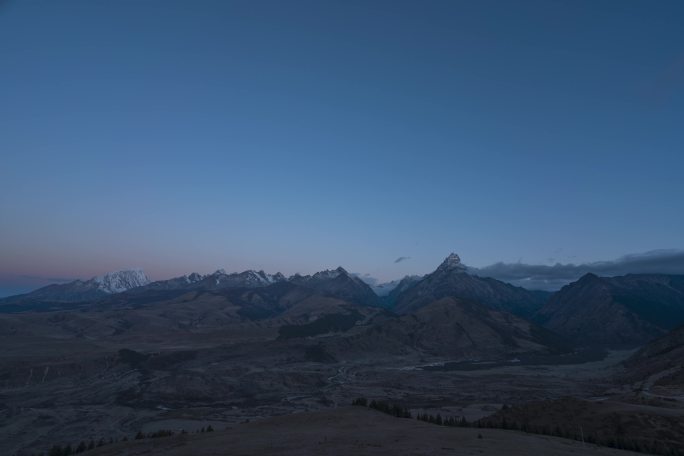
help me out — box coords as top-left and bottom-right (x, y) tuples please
(394, 256), (411, 264)
(469, 250), (684, 291)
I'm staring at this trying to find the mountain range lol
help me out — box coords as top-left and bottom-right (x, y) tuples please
(536, 273), (684, 346)
(4, 253), (684, 455)
(3, 254), (684, 349)
(0, 269), (151, 305)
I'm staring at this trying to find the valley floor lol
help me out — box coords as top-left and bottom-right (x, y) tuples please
(2, 344), (669, 455)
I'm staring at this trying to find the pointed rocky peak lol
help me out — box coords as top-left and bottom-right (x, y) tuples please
(250, 270), (287, 284)
(312, 267), (347, 281)
(185, 272), (204, 283)
(436, 253), (467, 273)
(213, 268), (227, 276)
(259, 270), (271, 281)
(246, 270), (274, 284)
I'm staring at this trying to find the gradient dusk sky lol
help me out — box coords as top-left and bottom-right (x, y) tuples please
(1, 1), (683, 296)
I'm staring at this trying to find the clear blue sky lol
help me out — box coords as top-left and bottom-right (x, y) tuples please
(1, 0), (683, 295)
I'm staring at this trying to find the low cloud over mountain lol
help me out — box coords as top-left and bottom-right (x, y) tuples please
(471, 250), (684, 291)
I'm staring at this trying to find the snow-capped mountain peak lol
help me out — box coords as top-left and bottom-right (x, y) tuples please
(204, 268), (287, 287)
(93, 269), (150, 293)
(246, 270), (271, 284)
(184, 272), (204, 283)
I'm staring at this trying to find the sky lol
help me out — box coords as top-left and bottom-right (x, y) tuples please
(1, 0), (683, 296)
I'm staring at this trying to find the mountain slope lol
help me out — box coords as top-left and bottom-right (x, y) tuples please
(393, 254), (547, 318)
(0, 269), (150, 305)
(622, 323), (684, 388)
(380, 275), (423, 307)
(328, 296), (568, 360)
(83, 406), (647, 456)
(536, 273), (684, 346)
(289, 267), (381, 307)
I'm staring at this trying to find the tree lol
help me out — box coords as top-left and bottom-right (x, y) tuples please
(352, 397), (367, 407)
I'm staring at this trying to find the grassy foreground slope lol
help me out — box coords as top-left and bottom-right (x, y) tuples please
(87, 407), (646, 456)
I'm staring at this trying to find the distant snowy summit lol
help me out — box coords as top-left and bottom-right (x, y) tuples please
(94, 269), (150, 293)
(142, 269), (288, 292)
(0, 268), (151, 304)
(210, 269), (285, 287)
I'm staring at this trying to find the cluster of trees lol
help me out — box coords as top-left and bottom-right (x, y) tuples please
(47, 438), (113, 456)
(416, 413), (468, 427)
(134, 429), (176, 440)
(352, 397), (411, 418)
(352, 397), (465, 426)
(352, 398), (683, 456)
(478, 414), (684, 456)
(133, 426), (215, 440)
(43, 425), (215, 456)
